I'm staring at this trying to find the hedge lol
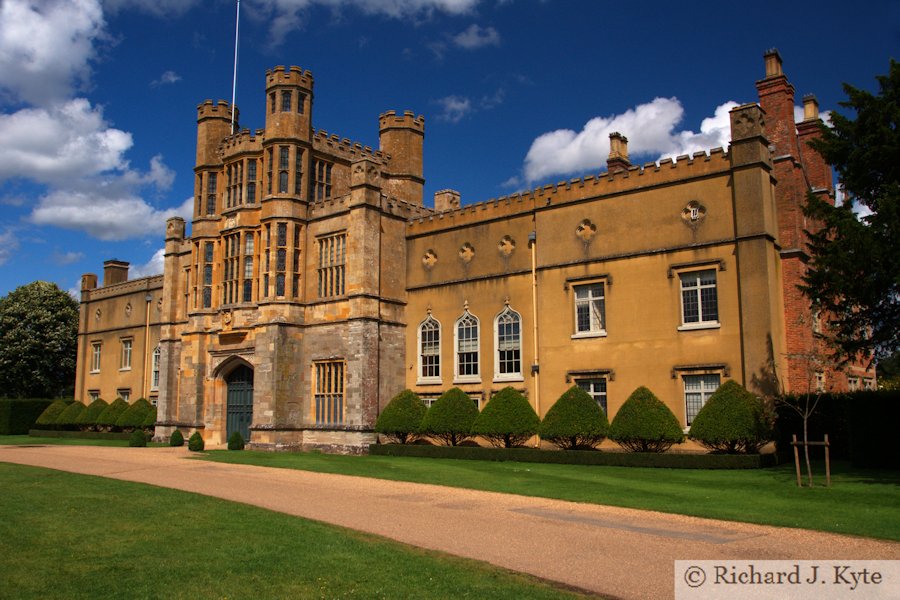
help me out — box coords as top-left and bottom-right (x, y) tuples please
(34, 400), (71, 430)
(29, 429), (133, 440)
(129, 429), (148, 447)
(95, 398), (129, 431)
(74, 398), (108, 431)
(539, 385), (609, 450)
(689, 380), (771, 454)
(0, 399), (55, 435)
(375, 389), (427, 444)
(115, 398), (152, 430)
(54, 401), (87, 431)
(421, 387), (478, 446)
(609, 387), (684, 452)
(369, 443), (778, 469)
(471, 387), (540, 448)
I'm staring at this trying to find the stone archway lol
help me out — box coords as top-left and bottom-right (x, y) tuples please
(225, 364), (253, 443)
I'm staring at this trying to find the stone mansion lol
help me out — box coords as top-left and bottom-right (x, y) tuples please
(74, 50), (875, 451)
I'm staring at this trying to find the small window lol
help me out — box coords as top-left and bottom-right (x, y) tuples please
(314, 160), (333, 201)
(246, 159), (257, 203)
(117, 389), (131, 403)
(494, 306), (522, 381)
(90, 342), (101, 373)
(297, 92), (306, 114)
(454, 311), (480, 382)
(314, 360), (344, 425)
(684, 374), (720, 426)
(206, 172), (217, 216)
(281, 90), (292, 112)
(576, 378), (608, 414)
(151, 346), (161, 390)
(863, 379), (874, 390)
(679, 269), (719, 329)
(573, 282), (606, 337)
(815, 371), (825, 393)
(88, 390), (100, 402)
(317, 232), (346, 297)
(269, 92), (275, 113)
(120, 339), (133, 370)
(418, 316), (441, 383)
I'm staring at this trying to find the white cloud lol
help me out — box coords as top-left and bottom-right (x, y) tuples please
(50, 250), (85, 266)
(130, 247), (166, 278)
(794, 104), (832, 127)
(435, 95), (472, 123)
(0, 228), (19, 266)
(0, 99), (132, 184)
(0, 0), (105, 105)
(521, 98), (738, 184)
(104, 0), (200, 17)
(31, 194), (192, 241)
(452, 24), (500, 49)
(150, 70), (182, 87)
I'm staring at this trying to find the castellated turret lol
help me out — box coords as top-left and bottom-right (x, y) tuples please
(265, 65), (314, 142)
(379, 110), (425, 204)
(195, 100), (237, 218)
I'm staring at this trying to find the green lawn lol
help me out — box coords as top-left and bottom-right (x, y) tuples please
(0, 434), (165, 447)
(201, 450), (900, 541)
(0, 463), (591, 599)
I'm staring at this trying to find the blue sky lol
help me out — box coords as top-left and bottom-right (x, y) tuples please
(0, 0), (897, 297)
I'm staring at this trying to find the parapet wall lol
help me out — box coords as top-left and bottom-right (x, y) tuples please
(379, 110), (425, 133)
(266, 65), (314, 90)
(312, 129), (386, 163)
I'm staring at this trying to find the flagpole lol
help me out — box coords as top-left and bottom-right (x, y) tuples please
(230, 0), (241, 134)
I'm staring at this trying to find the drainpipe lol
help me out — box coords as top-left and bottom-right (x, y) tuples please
(529, 230), (540, 446)
(142, 291), (152, 400)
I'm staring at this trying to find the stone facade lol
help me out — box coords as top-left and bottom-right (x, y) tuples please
(75, 51), (875, 452)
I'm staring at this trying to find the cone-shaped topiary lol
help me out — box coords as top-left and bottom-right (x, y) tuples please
(539, 385), (610, 450)
(128, 429), (147, 447)
(188, 431), (205, 452)
(227, 431), (245, 450)
(95, 398), (129, 432)
(471, 387), (540, 448)
(609, 386), (684, 452)
(54, 401), (86, 431)
(375, 389), (427, 444)
(34, 400), (70, 430)
(142, 405), (157, 431)
(169, 429), (184, 447)
(115, 398), (152, 431)
(688, 380), (772, 454)
(421, 387), (478, 446)
(74, 398), (108, 431)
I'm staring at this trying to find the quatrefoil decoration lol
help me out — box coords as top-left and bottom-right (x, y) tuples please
(459, 243), (475, 264)
(498, 236), (516, 257)
(575, 219), (597, 243)
(422, 249), (438, 270)
(681, 201), (708, 227)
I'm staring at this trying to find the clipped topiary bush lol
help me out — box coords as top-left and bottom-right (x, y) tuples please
(689, 380), (772, 454)
(95, 398), (129, 432)
(54, 401), (86, 431)
(74, 398), (108, 432)
(375, 389), (427, 444)
(188, 431), (205, 452)
(421, 387), (479, 446)
(115, 398), (152, 431)
(128, 429), (147, 447)
(142, 405), (157, 431)
(227, 431), (245, 450)
(471, 387), (540, 448)
(539, 385), (610, 450)
(169, 429), (184, 447)
(609, 386), (684, 453)
(34, 400), (71, 430)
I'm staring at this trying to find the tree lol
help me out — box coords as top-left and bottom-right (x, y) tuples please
(471, 387), (540, 448)
(802, 60), (900, 360)
(538, 385), (609, 450)
(0, 281), (79, 398)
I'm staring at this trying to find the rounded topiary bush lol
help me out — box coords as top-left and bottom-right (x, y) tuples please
(74, 398), (108, 431)
(539, 385), (610, 450)
(95, 398), (129, 432)
(227, 431), (245, 450)
(688, 380), (771, 454)
(471, 387), (540, 448)
(421, 387), (479, 446)
(115, 398), (152, 431)
(141, 405), (157, 431)
(169, 429), (184, 447)
(128, 428), (147, 447)
(188, 431), (205, 452)
(54, 401), (86, 431)
(34, 400), (70, 430)
(609, 386), (684, 453)
(375, 389), (427, 444)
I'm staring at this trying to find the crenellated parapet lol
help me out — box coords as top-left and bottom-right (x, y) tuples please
(378, 110), (425, 133)
(312, 129), (386, 162)
(410, 148), (731, 233)
(219, 128), (264, 157)
(266, 65), (314, 90)
(197, 99), (238, 124)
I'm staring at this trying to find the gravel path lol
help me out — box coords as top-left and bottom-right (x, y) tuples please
(2, 444), (898, 599)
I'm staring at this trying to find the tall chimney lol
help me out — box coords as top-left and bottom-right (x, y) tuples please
(103, 260), (130, 286)
(607, 132), (631, 173)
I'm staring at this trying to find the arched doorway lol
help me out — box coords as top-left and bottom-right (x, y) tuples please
(226, 364), (253, 442)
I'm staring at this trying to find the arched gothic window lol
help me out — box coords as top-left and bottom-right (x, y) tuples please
(418, 315), (441, 383)
(494, 306), (522, 381)
(455, 311), (480, 382)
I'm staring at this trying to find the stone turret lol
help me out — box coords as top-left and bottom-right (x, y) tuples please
(379, 110), (425, 204)
(265, 65), (314, 142)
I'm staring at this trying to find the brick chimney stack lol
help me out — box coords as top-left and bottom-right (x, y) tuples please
(103, 260), (129, 287)
(607, 132), (631, 173)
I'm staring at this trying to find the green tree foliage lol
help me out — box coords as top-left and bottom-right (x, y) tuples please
(128, 429), (148, 447)
(0, 281), (79, 398)
(539, 386), (610, 450)
(227, 431), (245, 451)
(142, 405), (157, 430)
(688, 381), (772, 454)
(115, 398), (152, 431)
(802, 61), (900, 359)
(169, 429), (185, 447)
(34, 400), (70, 429)
(471, 387), (540, 448)
(421, 387), (478, 447)
(609, 387), (684, 453)
(188, 431), (205, 452)
(74, 399), (108, 431)
(95, 398), (129, 431)
(375, 389), (427, 444)
(54, 401), (86, 431)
